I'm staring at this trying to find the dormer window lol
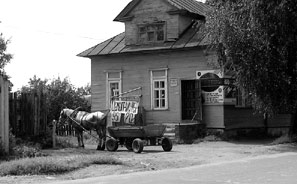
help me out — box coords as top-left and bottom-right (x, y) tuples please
(138, 22), (166, 43)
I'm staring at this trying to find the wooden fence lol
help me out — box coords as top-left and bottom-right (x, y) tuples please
(56, 123), (76, 136)
(0, 75), (10, 153)
(9, 91), (48, 137)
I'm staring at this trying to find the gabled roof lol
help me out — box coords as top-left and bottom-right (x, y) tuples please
(114, 0), (210, 22)
(77, 21), (210, 57)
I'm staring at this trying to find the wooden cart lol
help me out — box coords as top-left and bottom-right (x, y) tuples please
(106, 88), (173, 153)
(106, 124), (172, 153)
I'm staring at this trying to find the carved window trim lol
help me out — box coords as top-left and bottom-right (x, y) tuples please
(138, 22), (166, 44)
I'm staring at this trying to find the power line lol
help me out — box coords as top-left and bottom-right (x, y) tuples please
(0, 22), (106, 41)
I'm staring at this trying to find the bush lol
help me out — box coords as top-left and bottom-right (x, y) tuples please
(12, 144), (47, 158)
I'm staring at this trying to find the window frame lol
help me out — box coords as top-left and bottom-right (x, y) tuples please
(138, 22), (166, 44)
(150, 68), (168, 110)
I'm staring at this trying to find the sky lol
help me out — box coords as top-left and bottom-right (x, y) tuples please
(0, 0), (131, 91)
(1, 0), (205, 92)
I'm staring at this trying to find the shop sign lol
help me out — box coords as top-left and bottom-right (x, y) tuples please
(197, 70), (224, 104)
(110, 100), (139, 124)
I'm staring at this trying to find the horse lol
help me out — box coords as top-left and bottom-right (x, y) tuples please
(58, 108), (110, 150)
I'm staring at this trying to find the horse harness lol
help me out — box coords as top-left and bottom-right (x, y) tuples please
(64, 108), (111, 140)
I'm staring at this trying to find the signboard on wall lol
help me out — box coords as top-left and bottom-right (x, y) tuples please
(110, 100), (139, 124)
(196, 70), (224, 104)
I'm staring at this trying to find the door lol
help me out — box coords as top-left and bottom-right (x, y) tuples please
(181, 80), (202, 121)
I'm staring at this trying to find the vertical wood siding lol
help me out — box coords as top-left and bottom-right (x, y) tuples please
(202, 105), (224, 128)
(9, 92), (48, 137)
(224, 106), (264, 129)
(0, 75), (9, 153)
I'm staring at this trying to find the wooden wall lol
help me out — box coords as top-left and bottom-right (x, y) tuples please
(91, 48), (211, 124)
(0, 75), (9, 153)
(202, 104), (224, 129)
(224, 105), (291, 136)
(224, 105), (264, 130)
(9, 92), (48, 137)
(124, 0), (193, 45)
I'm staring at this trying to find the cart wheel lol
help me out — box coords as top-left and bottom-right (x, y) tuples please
(132, 138), (144, 153)
(125, 139), (133, 151)
(106, 138), (118, 152)
(161, 137), (173, 152)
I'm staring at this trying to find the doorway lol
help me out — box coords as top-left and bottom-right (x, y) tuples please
(181, 80), (202, 121)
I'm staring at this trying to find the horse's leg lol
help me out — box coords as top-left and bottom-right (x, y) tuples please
(75, 129), (84, 148)
(80, 131), (85, 148)
(76, 129), (81, 147)
(96, 126), (105, 150)
(102, 125), (106, 150)
(96, 129), (102, 150)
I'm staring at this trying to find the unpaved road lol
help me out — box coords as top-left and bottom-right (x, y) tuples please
(1, 140), (296, 184)
(49, 153), (297, 184)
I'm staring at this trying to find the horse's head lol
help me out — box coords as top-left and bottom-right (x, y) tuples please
(58, 109), (69, 126)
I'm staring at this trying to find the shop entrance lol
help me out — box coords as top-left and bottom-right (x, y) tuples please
(181, 80), (202, 121)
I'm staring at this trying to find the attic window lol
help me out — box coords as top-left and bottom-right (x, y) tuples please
(138, 22), (165, 43)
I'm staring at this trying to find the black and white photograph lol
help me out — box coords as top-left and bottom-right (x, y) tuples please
(1, 0), (297, 183)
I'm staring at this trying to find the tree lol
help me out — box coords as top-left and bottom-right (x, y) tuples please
(20, 76), (91, 122)
(205, 0), (297, 134)
(46, 77), (91, 121)
(0, 33), (12, 73)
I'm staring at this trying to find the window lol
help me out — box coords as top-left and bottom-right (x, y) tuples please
(236, 87), (252, 107)
(138, 22), (165, 43)
(151, 69), (168, 110)
(106, 71), (122, 108)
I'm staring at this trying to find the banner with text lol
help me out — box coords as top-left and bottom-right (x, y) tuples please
(110, 100), (139, 124)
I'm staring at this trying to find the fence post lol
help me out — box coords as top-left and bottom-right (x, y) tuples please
(0, 75), (9, 154)
(52, 120), (57, 148)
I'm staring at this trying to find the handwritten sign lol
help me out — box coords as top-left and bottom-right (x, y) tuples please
(203, 86), (224, 104)
(111, 101), (139, 124)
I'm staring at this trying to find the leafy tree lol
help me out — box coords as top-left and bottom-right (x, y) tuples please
(205, 0), (297, 134)
(20, 75), (48, 93)
(46, 77), (91, 121)
(20, 76), (91, 122)
(0, 33), (12, 72)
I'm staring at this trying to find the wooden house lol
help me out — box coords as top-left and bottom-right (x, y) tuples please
(78, 0), (291, 141)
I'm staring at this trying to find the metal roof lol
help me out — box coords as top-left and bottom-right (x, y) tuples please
(167, 0), (210, 16)
(114, 0), (209, 22)
(77, 21), (209, 57)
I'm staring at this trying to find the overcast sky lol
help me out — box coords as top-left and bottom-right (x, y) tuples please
(1, 0), (205, 91)
(0, 0), (131, 91)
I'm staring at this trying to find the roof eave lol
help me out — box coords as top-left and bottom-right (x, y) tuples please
(167, 9), (205, 20)
(78, 45), (208, 58)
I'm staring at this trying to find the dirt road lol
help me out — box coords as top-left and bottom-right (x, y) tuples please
(1, 140), (296, 184)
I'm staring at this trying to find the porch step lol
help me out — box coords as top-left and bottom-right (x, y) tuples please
(164, 124), (177, 143)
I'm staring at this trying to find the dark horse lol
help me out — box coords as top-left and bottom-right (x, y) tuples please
(58, 108), (110, 150)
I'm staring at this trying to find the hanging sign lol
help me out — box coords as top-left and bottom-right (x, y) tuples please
(196, 70), (224, 104)
(110, 100), (139, 124)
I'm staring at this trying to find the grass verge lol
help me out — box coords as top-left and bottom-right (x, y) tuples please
(0, 154), (122, 176)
